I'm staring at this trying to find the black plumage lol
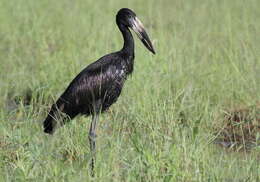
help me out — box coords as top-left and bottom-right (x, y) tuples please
(43, 53), (132, 132)
(43, 8), (155, 175)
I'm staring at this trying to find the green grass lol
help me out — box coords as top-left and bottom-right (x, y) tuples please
(1, 0), (260, 181)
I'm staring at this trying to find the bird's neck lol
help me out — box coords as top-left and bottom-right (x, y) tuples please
(118, 24), (134, 56)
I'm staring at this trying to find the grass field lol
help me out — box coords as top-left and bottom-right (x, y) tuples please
(0, 0), (260, 181)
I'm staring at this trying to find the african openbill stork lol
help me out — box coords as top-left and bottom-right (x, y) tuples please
(43, 8), (155, 174)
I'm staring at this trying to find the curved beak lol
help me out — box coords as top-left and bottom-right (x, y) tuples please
(130, 17), (156, 54)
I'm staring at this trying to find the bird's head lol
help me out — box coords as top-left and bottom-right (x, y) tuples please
(116, 8), (155, 54)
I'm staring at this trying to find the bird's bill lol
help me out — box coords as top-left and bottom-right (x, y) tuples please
(131, 17), (155, 54)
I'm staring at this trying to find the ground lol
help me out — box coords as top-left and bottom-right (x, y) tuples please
(0, 0), (260, 181)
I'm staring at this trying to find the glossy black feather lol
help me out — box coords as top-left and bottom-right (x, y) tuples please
(43, 8), (154, 134)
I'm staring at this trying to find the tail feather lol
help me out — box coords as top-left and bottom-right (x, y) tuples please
(43, 96), (80, 134)
(43, 107), (58, 134)
(43, 101), (77, 134)
(43, 102), (65, 134)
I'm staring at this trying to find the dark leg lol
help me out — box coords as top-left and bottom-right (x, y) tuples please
(88, 114), (99, 177)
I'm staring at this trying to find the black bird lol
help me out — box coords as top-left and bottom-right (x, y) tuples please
(43, 8), (155, 174)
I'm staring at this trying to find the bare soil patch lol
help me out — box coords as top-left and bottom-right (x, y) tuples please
(214, 104), (260, 151)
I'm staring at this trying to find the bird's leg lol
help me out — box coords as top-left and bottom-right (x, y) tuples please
(88, 113), (99, 177)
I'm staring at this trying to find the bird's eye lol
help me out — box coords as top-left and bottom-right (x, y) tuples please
(125, 13), (133, 19)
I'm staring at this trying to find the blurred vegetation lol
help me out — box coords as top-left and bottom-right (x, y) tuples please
(0, 0), (259, 181)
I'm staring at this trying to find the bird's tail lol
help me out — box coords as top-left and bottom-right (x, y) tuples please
(43, 104), (65, 134)
(43, 108), (57, 134)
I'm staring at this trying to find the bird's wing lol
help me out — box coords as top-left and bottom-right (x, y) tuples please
(58, 53), (121, 108)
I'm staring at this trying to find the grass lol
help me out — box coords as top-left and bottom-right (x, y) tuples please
(0, 0), (260, 181)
